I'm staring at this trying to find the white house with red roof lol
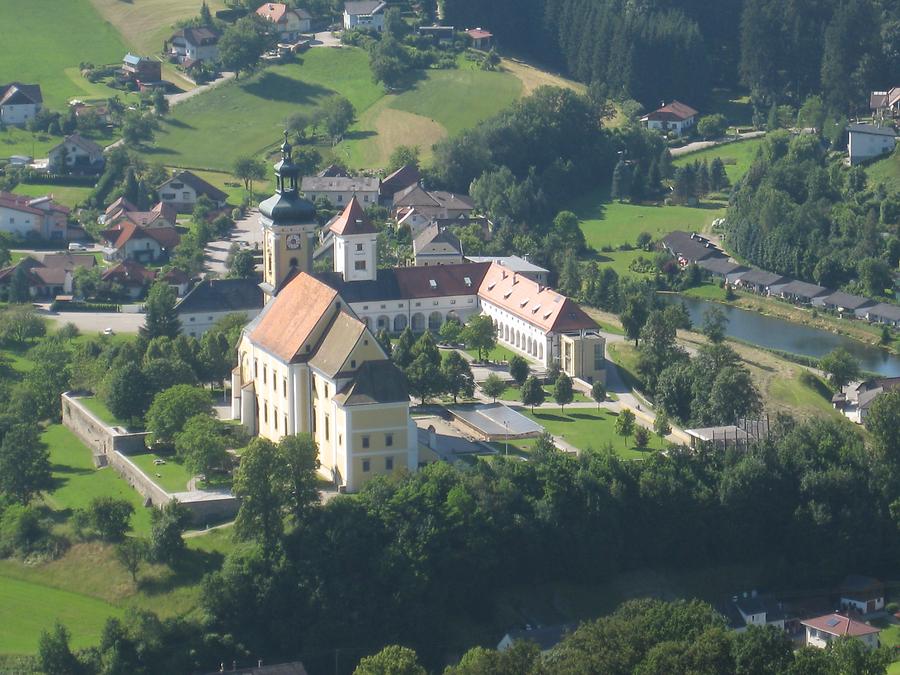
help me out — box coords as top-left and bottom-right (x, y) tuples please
(256, 2), (312, 39)
(801, 613), (881, 650)
(641, 100), (699, 136)
(328, 197), (379, 283)
(0, 191), (70, 240)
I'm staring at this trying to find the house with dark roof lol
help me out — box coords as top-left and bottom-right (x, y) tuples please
(343, 1), (386, 31)
(833, 376), (900, 424)
(233, 271), (417, 492)
(380, 164), (421, 201)
(696, 257), (749, 280)
(176, 278), (264, 337)
(732, 269), (789, 294)
(840, 575), (885, 615)
(771, 279), (830, 305)
(661, 231), (725, 265)
(121, 54), (162, 83)
(0, 83), (42, 126)
(166, 27), (220, 64)
(813, 291), (875, 315)
(0, 252), (95, 299)
(48, 134), (105, 174)
(860, 302), (900, 327)
(641, 100), (699, 136)
(392, 184), (475, 220)
(497, 624), (575, 653)
(413, 223), (463, 266)
(300, 175), (379, 207)
(802, 613), (881, 650)
(158, 170), (228, 213)
(466, 256), (549, 285)
(723, 591), (787, 632)
(848, 123), (897, 165)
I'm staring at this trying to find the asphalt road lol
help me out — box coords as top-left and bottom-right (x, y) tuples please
(38, 307), (145, 334)
(205, 208), (263, 275)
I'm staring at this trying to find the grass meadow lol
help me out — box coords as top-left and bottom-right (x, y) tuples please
(868, 150), (900, 194)
(672, 136), (764, 183)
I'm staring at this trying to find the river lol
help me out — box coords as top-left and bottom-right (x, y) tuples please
(665, 295), (900, 377)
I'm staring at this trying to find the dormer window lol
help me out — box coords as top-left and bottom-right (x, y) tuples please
(464, 277), (472, 287)
(520, 299), (528, 307)
(487, 282), (496, 291)
(503, 290), (512, 299)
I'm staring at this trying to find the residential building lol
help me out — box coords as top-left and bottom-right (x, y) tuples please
(696, 257), (749, 281)
(104, 200), (177, 230)
(380, 164), (421, 201)
(100, 221), (180, 263)
(100, 260), (157, 299)
(328, 196), (378, 283)
(813, 291), (875, 315)
(0, 83), (42, 126)
(121, 54), (162, 82)
(413, 223), (464, 266)
(466, 256), (549, 285)
(0, 191), (70, 240)
(417, 25), (455, 42)
(641, 100), (698, 136)
(157, 170), (228, 213)
(396, 208), (433, 239)
(0, 253), (95, 299)
(392, 183), (475, 220)
(847, 123), (897, 165)
(860, 303), (900, 327)
(300, 175), (380, 207)
(732, 269), (789, 294)
(871, 88), (900, 119)
(166, 27), (220, 65)
(833, 377), (900, 424)
(801, 614), (881, 650)
(771, 279), (830, 305)
(497, 624), (574, 653)
(840, 575), (885, 615)
(725, 592), (787, 632)
(177, 278), (264, 337)
(465, 28), (493, 50)
(48, 134), (105, 174)
(661, 230), (725, 266)
(233, 271), (418, 492)
(343, 1), (386, 32)
(256, 3), (312, 39)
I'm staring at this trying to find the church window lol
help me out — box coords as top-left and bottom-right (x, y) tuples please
(264, 404), (268, 423)
(263, 365), (267, 385)
(386, 433), (393, 447)
(362, 435), (370, 448)
(283, 378), (287, 396)
(386, 457), (394, 470)
(284, 415), (288, 432)
(356, 243), (363, 252)
(290, 257), (298, 267)
(362, 459), (370, 472)
(254, 359), (258, 377)
(355, 260), (367, 271)
(324, 415), (330, 440)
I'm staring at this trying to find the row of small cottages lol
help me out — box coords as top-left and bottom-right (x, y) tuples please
(663, 231), (900, 327)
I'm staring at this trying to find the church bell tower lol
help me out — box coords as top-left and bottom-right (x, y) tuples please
(259, 133), (318, 300)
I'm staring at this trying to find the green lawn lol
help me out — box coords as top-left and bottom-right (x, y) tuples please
(673, 137), (764, 183)
(868, 150), (900, 194)
(127, 452), (194, 494)
(79, 396), (122, 427)
(9, 182), (96, 208)
(42, 425), (154, 536)
(500, 384), (591, 403)
(0, 125), (118, 162)
(0, 576), (122, 654)
(0, 0), (129, 109)
(139, 49), (384, 171)
(522, 407), (663, 459)
(464, 343), (518, 363)
(572, 186), (726, 251)
(682, 283), (729, 301)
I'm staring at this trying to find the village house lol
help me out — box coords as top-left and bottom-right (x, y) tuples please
(413, 223), (464, 266)
(661, 231), (725, 266)
(466, 256), (550, 286)
(847, 123), (897, 165)
(157, 170), (228, 213)
(839, 575), (886, 615)
(812, 290), (875, 316)
(870, 88), (900, 119)
(105, 200), (178, 231)
(0, 191), (70, 240)
(395, 208), (432, 239)
(860, 303), (900, 327)
(0, 253), (96, 299)
(101, 220), (180, 264)
(833, 376), (900, 424)
(379, 164), (421, 202)
(121, 54), (162, 83)
(256, 3), (312, 39)
(392, 183), (475, 220)
(177, 278), (264, 337)
(641, 100), (698, 136)
(465, 28), (493, 50)
(48, 133), (105, 174)
(696, 257), (749, 281)
(343, 1), (386, 32)
(732, 269), (789, 295)
(801, 614), (881, 650)
(100, 260), (158, 299)
(771, 279), (830, 305)
(166, 27), (220, 65)
(0, 83), (42, 126)
(724, 591), (787, 632)
(300, 175), (380, 206)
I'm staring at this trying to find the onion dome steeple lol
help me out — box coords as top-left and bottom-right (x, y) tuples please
(259, 131), (316, 224)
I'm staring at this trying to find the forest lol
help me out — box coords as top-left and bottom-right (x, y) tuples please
(441, 0), (900, 111)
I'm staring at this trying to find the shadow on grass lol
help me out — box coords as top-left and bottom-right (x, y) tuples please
(343, 129), (376, 141)
(241, 73), (332, 105)
(569, 412), (601, 421)
(163, 118), (194, 129)
(140, 145), (178, 156)
(533, 412), (569, 423)
(137, 547), (225, 596)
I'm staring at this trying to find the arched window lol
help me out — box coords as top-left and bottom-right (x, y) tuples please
(393, 314), (408, 332)
(411, 313), (426, 332)
(428, 311), (443, 331)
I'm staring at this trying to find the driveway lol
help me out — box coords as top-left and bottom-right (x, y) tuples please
(167, 71), (235, 107)
(309, 31), (342, 47)
(205, 208), (263, 275)
(38, 307), (145, 334)
(670, 130), (765, 157)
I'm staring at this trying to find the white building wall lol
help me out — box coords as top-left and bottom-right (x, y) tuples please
(347, 293), (479, 334)
(0, 103), (40, 126)
(303, 189), (378, 207)
(344, 11), (384, 31)
(334, 232), (377, 282)
(181, 307), (262, 338)
(480, 299), (552, 367)
(0, 205), (41, 237)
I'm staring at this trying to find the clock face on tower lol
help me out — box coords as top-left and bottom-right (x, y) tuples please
(286, 234), (302, 250)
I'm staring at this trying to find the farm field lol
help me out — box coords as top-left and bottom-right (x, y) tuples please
(0, 0), (129, 109)
(521, 407), (665, 458)
(672, 136), (764, 183)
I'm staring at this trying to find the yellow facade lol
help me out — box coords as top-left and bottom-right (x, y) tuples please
(262, 223), (315, 293)
(560, 332), (607, 384)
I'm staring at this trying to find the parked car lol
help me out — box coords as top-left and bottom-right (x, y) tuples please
(68, 243), (88, 251)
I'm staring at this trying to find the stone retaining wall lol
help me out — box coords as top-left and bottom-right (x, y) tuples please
(61, 392), (239, 525)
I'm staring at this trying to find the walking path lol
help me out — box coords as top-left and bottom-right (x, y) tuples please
(670, 130), (765, 157)
(167, 72), (235, 107)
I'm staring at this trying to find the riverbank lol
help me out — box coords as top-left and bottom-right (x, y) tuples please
(679, 283), (900, 355)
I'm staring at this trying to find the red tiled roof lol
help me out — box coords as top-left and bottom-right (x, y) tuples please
(102, 260), (157, 286)
(642, 100), (698, 122)
(0, 193), (43, 216)
(328, 196), (377, 236)
(466, 28), (493, 39)
(478, 262), (597, 333)
(801, 613), (880, 637)
(106, 221), (180, 250)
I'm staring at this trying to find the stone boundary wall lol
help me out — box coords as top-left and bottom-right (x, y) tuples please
(61, 392), (239, 524)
